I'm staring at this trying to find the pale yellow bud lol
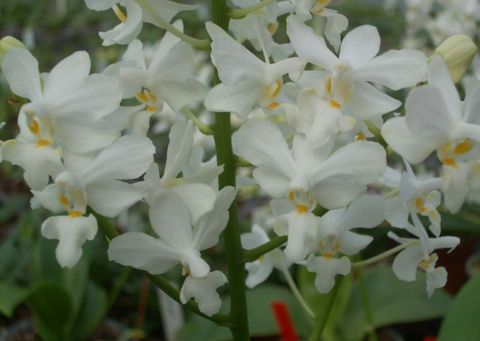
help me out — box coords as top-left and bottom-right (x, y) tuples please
(435, 34), (478, 83)
(0, 36), (26, 64)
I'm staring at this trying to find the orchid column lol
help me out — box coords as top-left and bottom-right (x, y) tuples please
(211, 1), (250, 340)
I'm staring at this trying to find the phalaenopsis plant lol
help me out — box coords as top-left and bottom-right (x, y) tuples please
(0, 0), (479, 339)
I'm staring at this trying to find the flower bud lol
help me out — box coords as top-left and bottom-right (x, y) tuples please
(0, 36), (26, 64)
(435, 34), (478, 83)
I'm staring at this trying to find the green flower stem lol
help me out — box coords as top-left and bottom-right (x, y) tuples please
(137, 0), (211, 50)
(351, 240), (419, 268)
(228, 0), (275, 19)
(183, 108), (214, 135)
(358, 270), (378, 341)
(281, 268), (316, 320)
(94, 213), (232, 326)
(107, 267), (132, 310)
(365, 120), (387, 147)
(243, 235), (287, 262)
(309, 278), (343, 341)
(211, 1), (250, 339)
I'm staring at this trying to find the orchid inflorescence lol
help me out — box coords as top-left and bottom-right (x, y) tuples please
(0, 0), (478, 338)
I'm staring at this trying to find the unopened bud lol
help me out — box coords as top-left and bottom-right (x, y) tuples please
(0, 36), (26, 64)
(435, 34), (477, 83)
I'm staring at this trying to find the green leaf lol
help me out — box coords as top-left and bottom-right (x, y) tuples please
(298, 268), (353, 341)
(0, 282), (31, 317)
(62, 255), (89, 324)
(32, 237), (63, 283)
(27, 284), (73, 341)
(438, 274), (480, 341)
(340, 266), (452, 341)
(70, 281), (108, 340)
(441, 213), (480, 235)
(177, 284), (312, 340)
(0, 233), (17, 277)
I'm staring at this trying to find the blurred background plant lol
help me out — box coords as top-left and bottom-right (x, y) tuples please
(1, 0), (480, 340)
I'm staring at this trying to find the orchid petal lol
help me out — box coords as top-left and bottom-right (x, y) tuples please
(42, 214), (98, 268)
(180, 271), (227, 316)
(170, 183), (217, 226)
(353, 49), (427, 90)
(86, 179), (143, 217)
(51, 74), (122, 121)
(426, 267), (447, 297)
(339, 25), (380, 66)
(405, 85), (455, 135)
(2, 139), (62, 190)
(142, 0), (199, 25)
(1, 48), (42, 101)
(99, 1), (143, 46)
(43, 51), (91, 100)
(193, 186), (236, 251)
(382, 117), (446, 164)
(427, 56), (462, 120)
(252, 166), (291, 198)
(206, 21), (265, 84)
(284, 211), (318, 262)
(55, 117), (119, 154)
(235, 119), (297, 178)
(306, 256), (351, 293)
(286, 15), (338, 71)
(149, 190), (193, 249)
(163, 121), (193, 180)
(204, 82), (262, 118)
(392, 245), (423, 281)
(347, 81), (401, 119)
(81, 135), (154, 184)
(108, 232), (180, 274)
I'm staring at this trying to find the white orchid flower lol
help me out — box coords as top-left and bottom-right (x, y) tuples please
(286, 15), (427, 119)
(108, 187), (235, 278)
(383, 163), (443, 236)
(388, 231), (460, 297)
(84, 0), (198, 46)
(294, 88), (359, 147)
(241, 225), (290, 288)
(111, 24), (207, 114)
(286, 0), (348, 52)
(306, 195), (385, 293)
(204, 22), (305, 119)
(235, 119), (385, 261)
(382, 56), (480, 165)
(441, 160), (477, 213)
(1, 48), (122, 189)
(140, 121), (223, 223)
(34, 135), (155, 268)
(180, 271), (228, 317)
(235, 119), (386, 210)
(229, 0), (294, 62)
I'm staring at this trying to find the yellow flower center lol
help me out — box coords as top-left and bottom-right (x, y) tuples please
(136, 89), (160, 113)
(68, 210), (82, 218)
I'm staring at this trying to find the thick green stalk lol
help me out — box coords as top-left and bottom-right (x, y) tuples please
(211, 1), (250, 340)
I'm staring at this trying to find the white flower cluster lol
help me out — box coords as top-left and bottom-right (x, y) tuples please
(389, 0), (480, 49)
(1, 0), (477, 317)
